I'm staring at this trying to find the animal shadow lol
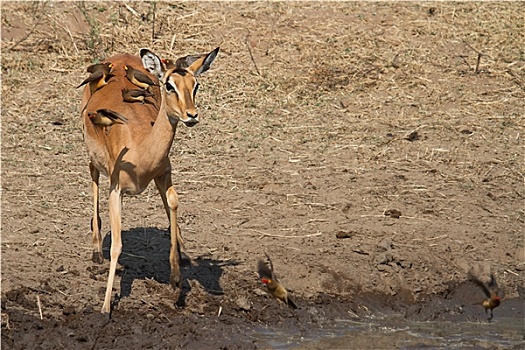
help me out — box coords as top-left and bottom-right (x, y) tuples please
(101, 227), (237, 307)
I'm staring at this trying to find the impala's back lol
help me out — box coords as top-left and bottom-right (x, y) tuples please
(81, 54), (161, 179)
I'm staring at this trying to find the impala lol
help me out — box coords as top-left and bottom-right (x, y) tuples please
(80, 47), (219, 313)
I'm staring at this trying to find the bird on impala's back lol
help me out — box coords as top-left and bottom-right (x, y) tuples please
(121, 87), (154, 104)
(77, 62), (114, 95)
(124, 64), (158, 93)
(87, 108), (129, 127)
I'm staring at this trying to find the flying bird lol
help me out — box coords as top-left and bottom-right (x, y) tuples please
(468, 271), (502, 321)
(258, 253), (297, 309)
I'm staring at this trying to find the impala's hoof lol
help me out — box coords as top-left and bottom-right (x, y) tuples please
(170, 270), (182, 290)
(92, 251), (104, 264)
(101, 303), (111, 315)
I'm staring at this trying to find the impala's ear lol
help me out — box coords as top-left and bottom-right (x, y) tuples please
(185, 47), (220, 77)
(140, 48), (164, 80)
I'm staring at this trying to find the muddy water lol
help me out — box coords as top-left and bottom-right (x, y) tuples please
(252, 315), (525, 349)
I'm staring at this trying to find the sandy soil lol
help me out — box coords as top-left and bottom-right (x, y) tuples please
(1, 2), (524, 349)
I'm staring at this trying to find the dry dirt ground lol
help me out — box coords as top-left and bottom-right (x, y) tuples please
(1, 2), (524, 349)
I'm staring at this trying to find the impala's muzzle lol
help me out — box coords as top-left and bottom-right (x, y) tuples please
(182, 112), (199, 127)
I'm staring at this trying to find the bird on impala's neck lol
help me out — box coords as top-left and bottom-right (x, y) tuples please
(77, 62), (114, 95)
(123, 64), (158, 93)
(121, 87), (154, 104)
(468, 271), (502, 321)
(162, 58), (176, 70)
(258, 253), (297, 309)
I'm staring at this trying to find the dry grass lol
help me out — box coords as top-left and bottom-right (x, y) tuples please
(1, 1), (524, 301)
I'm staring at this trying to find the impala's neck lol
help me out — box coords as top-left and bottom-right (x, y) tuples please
(139, 85), (178, 167)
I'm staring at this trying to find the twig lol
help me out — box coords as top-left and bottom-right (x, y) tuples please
(124, 4), (140, 17)
(245, 33), (261, 76)
(427, 234), (448, 241)
(462, 39), (484, 74)
(217, 306), (222, 317)
(247, 229), (322, 239)
(169, 33), (176, 53)
(37, 295), (43, 320)
(504, 269), (519, 276)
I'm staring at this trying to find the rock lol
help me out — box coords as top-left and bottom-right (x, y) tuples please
(377, 238), (392, 251)
(515, 262), (525, 271)
(253, 288), (267, 296)
(405, 131), (419, 142)
(235, 297), (251, 311)
(384, 209), (402, 218)
(336, 231), (352, 239)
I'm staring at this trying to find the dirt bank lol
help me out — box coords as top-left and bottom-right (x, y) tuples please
(2, 2), (524, 349)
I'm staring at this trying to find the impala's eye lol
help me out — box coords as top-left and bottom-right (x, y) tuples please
(166, 82), (176, 92)
(193, 83), (200, 97)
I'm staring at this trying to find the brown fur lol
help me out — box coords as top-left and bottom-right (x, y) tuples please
(81, 49), (217, 314)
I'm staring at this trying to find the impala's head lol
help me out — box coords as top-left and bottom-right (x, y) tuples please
(140, 47), (219, 127)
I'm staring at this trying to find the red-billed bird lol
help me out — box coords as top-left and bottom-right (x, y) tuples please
(121, 88), (154, 104)
(77, 62), (114, 95)
(124, 64), (158, 93)
(258, 253), (297, 309)
(87, 109), (129, 127)
(468, 271), (502, 321)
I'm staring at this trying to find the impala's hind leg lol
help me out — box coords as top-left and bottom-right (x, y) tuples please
(90, 162), (103, 264)
(154, 173), (182, 294)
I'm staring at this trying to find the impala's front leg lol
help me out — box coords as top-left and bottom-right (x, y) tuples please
(167, 186), (182, 291)
(101, 185), (122, 314)
(89, 162), (103, 264)
(155, 173), (182, 294)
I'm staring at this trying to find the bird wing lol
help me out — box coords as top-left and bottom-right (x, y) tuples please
(257, 260), (273, 280)
(287, 296), (298, 309)
(77, 71), (104, 88)
(87, 62), (109, 73)
(264, 252), (277, 281)
(130, 89), (152, 98)
(97, 109), (129, 123)
(488, 273), (498, 289)
(468, 271), (492, 298)
(134, 70), (157, 86)
(488, 273), (503, 298)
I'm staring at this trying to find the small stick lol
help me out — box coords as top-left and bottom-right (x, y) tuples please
(504, 269), (519, 276)
(245, 33), (261, 76)
(475, 53), (482, 74)
(462, 40), (484, 74)
(37, 295), (43, 320)
(427, 234), (448, 241)
(217, 306), (222, 317)
(248, 229), (322, 239)
(124, 4), (140, 17)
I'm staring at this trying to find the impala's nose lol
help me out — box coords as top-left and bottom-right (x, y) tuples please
(183, 112), (199, 127)
(186, 112), (198, 120)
